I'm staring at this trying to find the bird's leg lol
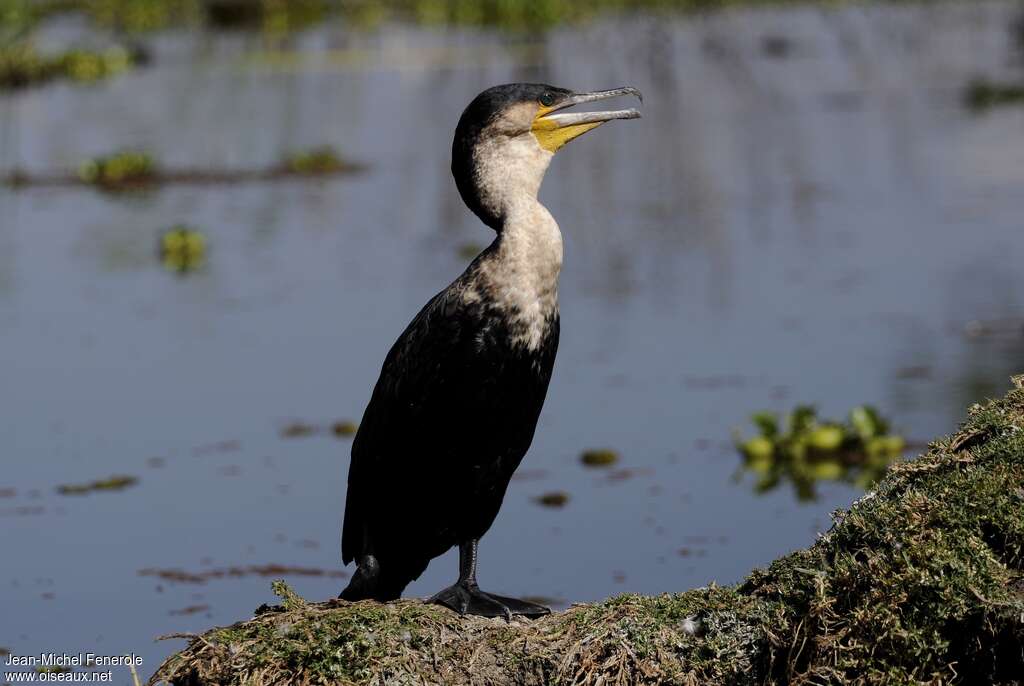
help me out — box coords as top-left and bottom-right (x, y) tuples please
(428, 540), (550, 620)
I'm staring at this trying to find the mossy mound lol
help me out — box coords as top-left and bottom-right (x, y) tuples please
(151, 376), (1024, 685)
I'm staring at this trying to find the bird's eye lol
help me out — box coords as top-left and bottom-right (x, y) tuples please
(539, 92), (555, 107)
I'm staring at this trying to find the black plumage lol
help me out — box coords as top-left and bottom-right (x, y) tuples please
(341, 259), (559, 600)
(339, 82), (640, 618)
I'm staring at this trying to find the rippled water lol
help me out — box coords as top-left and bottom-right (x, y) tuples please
(3, 1), (1024, 676)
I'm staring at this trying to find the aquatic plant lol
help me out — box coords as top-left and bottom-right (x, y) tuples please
(280, 421), (319, 438)
(331, 420), (358, 437)
(964, 77), (1024, 112)
(151, 376), (1024, 685)
(285, 145), (348, 175)
(78, 150), (156, 189)
(56, 474), (138, 495)
(139, 565), (347, 587)
(159, 226), (206, 274)
(534, 491), (569, 507)
(0, 43), (135, 90)
(0, 0), (982, 34)
(4, 147), (362, 191)
(580, 448), (619, 467)
(735, 404), (906, 501)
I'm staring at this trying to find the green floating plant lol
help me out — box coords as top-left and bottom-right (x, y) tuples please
(964, 77), (1024, 112)
(734, 404), (906, 502)
(78, 150), (156, 189)
(0, 43), (136, 90)
(56, 475), (138, 495)
(160, 225), (206, 274)
(580, 448), (619, 468)
(285, 146), (348, 175)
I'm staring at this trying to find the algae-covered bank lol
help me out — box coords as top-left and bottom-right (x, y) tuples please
(151, 377), (1024, 685)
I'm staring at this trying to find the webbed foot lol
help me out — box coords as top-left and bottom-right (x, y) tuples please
(429, 581), (549, 620)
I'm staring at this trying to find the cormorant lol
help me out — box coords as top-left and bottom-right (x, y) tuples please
(340, 83), (642, 618)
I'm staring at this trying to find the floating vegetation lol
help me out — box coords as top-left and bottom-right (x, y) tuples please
(285, 146), (348, 175)
(160, 226), (206, 274)
(280, 420), (359, 438)
(2, 148), (362, 191)
(734, 405), (906, 501)
(79, 150), (156, 189)
(331, 420), (358, 437)
(56, 474), (138, 495)
(964, 77), (1024, 112)
(602, 467), (651, 483)
(2, 0), (944, 34)
(0, 43), (136, 91)
(139, 564), (347, 585)
(202, 0), (338, 33)
(534, 491), (569, 508)
(281, 421), (318, 438)
(580, 448), (619, 467)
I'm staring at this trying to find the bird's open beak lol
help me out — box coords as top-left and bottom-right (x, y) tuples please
(532, 87), (642, 153)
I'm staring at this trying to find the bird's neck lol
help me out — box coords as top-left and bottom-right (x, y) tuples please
(493, 194), (563, 291)
(472, 195), (563, 350)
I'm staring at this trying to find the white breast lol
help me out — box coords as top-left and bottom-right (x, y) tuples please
(470, 201), (562, 350)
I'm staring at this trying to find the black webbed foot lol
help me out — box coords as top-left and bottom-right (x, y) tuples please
(429, 581), (550, 620)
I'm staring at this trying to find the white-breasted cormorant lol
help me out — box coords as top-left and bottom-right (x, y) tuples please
(340, 83), (641, 618)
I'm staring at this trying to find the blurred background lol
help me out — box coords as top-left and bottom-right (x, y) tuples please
(2, 0), (1023, 679)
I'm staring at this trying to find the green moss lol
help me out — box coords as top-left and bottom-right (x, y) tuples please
(153, 377), (1024, 685)
(271, 579), (308, 611)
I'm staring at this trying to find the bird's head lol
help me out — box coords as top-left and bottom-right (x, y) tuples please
(452, 83), (641, 229)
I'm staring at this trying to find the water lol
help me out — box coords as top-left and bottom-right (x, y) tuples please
(3, 1), (1023, 678)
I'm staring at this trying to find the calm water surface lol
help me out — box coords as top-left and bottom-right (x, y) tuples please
(3, 1), (1024, 678)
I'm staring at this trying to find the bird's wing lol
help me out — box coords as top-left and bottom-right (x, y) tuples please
(341, 287), (482, 564)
